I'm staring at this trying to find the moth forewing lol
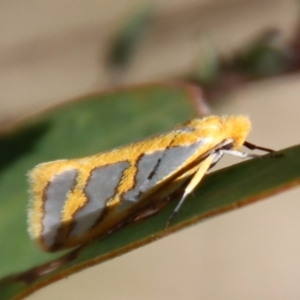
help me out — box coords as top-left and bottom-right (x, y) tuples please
(28, 115), (255, 251)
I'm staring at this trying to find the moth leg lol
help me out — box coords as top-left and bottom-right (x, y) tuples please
(220, 148), (279, 159)
(219, 149), (262, 159)
(166, 154), (216, 227)
(133, 197), (171, 222)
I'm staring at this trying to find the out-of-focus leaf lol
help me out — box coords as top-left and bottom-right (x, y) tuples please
(194, 37), (220, 85)
(108, 4), (153, 70)
(233, 29), (292, 77)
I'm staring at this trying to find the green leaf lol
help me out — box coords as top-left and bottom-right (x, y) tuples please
(0, 83), (299, 300)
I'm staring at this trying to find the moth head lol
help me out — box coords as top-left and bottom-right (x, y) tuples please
(222, 115), (251, 150)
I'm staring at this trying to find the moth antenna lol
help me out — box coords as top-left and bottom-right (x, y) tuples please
(243, 141), (274, 153)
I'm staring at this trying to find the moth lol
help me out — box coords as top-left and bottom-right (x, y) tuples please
(28, 115), (272, 251)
